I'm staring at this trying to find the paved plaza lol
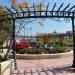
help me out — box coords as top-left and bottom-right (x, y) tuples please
(12, 55), (75, 75)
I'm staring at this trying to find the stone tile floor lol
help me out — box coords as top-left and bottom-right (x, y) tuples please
(12, 55), (75, 75)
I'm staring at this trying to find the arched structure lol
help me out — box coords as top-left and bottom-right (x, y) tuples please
(0, 3), (75, 69)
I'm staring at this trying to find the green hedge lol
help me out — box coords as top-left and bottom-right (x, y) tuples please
(16, 48), (48, 54)
(16, 45), (70, 54)
(51, 45), (70, 53)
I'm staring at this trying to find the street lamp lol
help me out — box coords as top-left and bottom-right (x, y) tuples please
(30, 27), (32, 38)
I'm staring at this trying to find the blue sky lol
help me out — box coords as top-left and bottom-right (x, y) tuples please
(0, 0), (75, 36)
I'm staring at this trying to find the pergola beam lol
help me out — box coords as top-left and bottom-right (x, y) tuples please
(26, 7), (30, 16)
(67, 5), (75, 16)
(46, 3), (49, 16)
(51, 3), (56, 11)
(11, 5), (20, 16)
(0, 13), (75, 21)
(18, 5), (25, 17)
(0, 11), (75, 19)
(40, 3), (42, 16)
(57, 3), (63, 11)
(5, 6), (13, 13)
(68, 5), (75, 11)
(63, 3), (70, 11)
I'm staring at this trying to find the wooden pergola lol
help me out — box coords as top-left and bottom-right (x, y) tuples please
(0, 3), (75, 69)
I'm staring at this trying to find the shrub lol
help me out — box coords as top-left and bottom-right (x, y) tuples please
(17, 48), (48, 54)
(16, 45), (70, 54)
(16, 43), (70, 54)
(67, 43), (73, 47)
(18, 49), (25, 54)
(52, 45), (70, 53)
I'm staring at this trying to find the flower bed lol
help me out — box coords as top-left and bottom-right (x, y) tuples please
(16, 48), (48, 54)
(13, 40), (71, 54)
(9, 50), (73, 59)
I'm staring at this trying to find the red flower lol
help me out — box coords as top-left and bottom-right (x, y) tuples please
(14, 40), (30, 49)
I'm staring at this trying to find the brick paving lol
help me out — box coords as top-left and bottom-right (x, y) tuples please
(12, 55), (75, 75)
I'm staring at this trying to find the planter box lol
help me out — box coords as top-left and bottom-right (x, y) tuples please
(0, 59), (14, 75)
(9, 50), (73, 59)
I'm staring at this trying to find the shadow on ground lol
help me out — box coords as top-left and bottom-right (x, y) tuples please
(12, 65), (75, 75)
(41, 65), (75, 75)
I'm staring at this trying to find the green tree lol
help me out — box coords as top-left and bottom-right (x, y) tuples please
(0, 5), (12, 47)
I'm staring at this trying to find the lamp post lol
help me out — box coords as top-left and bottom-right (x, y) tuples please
(29, 27), (32, 43)
(27, 26), (29, 38)
(53, 31), (56, 46)
(30, 27), (32, 38)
